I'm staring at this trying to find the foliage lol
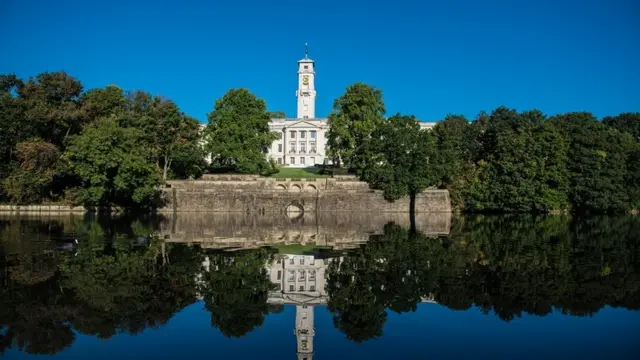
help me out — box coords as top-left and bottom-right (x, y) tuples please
(197, 249), (278, 337)
(549, 112), (635, 212)
(362, 114), (439, 204)
(467, 108), (570, 212)
(205, 89), (278, 175)
(326, 83), (386, 170)
(267, 110), (286, 119)
(65, 118), (160, 208)
(0, 71), (209, 206)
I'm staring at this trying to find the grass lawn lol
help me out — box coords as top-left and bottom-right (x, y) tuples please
(271, 244), (324, 255)
(271, 167), (328, 178)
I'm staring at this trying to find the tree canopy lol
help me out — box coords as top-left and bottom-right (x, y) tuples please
(205, 89), (278, 175)
(0, 71), (206, 208)
(326, 83), (386, 170)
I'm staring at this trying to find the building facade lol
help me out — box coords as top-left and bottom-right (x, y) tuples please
(201, 47), (438, 168)
(266, 49), (438, 168)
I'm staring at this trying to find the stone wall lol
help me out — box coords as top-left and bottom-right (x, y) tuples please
(161, 176), (451, 213)
(158, 211), (451, 250)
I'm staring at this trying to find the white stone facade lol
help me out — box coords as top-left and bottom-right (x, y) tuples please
(201, 49), (438, 168)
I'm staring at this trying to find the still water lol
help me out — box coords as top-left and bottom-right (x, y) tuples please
(1, 212), (639, 359)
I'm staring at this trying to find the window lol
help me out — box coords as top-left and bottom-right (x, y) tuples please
(277, 270), (281, 280)
(303, 116), (308, 119)
(309, 270), (316, 280)
(310, 157), (315, 165)
(310, 285), (315, 291)
(300, 142), (306, 153)
(299, 285), (305, 291)
(290, 131), (296, 139)
(310, 130), (316, 138)
(289, 258), (294, 265)
(288, 270), (295, 281)
(299, 270), (305, 280)
(300, 258), (305, 265)
(304, 65), (308, 69)
(300, 157), (305, 165)
(289, 285), (294, 291)
(300, 131), (306, 138)
(277, 158), (282, 165)
(289, 141), (296, 153)
(310, 141), (316, 153)
(278, 144), (282, 152)
(277, 259), (281, 264)
(290, 157), (295, 164)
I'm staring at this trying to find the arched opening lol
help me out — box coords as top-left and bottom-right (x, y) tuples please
(290, 184), (302, 191)
(276, 184), (287, 190)
(306, 184), (317, 190)
(286, 201), (304, 215)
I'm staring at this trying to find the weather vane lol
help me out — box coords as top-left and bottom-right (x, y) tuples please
(305, 42), (308, 59)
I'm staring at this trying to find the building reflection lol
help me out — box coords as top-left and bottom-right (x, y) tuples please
(157, 212), (451, 251)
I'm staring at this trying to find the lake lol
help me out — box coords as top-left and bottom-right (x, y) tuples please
(1, 213), (639, 359)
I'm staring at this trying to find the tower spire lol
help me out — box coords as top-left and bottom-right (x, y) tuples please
(305, 42), (308, 59)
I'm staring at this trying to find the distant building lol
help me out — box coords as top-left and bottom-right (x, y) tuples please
(201, 46), (437, 168)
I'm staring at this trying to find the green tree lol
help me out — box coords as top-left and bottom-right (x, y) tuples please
(65, 118), (160, 208)
(267, 110), (286, 119)
(326, 83), (386, 170)
(80, 85), (126, 121)
(17, 72), (83, 147)
(198, 249), (277, 337)
(362, 114), (439, 219)
(432, 115), (476, 209)
(468, 107), (569, 212)
(2, 139), (63, 204)
(549, 112), (634, 212)
(603, 112), (640, 141)
(205, 89), (277, 175)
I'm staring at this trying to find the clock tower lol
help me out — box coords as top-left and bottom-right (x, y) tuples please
(296, 43), (316, 119)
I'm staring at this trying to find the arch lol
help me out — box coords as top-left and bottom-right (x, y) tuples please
(286, 201), (304, 214)
(290, 183), (302, 190)
(275, 184), (287, 190)
(306, 184), (317, 190)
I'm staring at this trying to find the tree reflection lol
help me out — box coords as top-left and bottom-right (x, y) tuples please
(197, 249), (278, 338)
(1, 214), (640, 353)
(0, 216), (201, 355)
(325, 215), (640, 342)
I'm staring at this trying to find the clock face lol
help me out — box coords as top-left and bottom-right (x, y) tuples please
(302, 75), (309, 85)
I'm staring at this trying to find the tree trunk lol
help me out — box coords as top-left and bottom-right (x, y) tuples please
(162, 154), (169, 181)
(409, 192), (417, 234)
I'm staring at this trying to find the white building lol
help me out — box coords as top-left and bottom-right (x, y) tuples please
(201, 46), (438, 168)
(266, 47), (437, 168)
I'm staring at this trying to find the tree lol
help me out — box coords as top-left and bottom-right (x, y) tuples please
(17, 72), (83, 147)
(2, 139), (63, 204)
(266, 110), (286, 119)
(432, 115), (475, 209)
(205, 89), (277, 174)
(80, 85), (126, 121)
(361, 114), (439, 221)
(198, 249), (277, 337)
(549, 112), (634, 212)
(326, 83), (386, 170)
(603, 112), (640, 142)
(0, 74), (26, 200)
(467, 107), (569, 212)
(65, 118), (160, 209)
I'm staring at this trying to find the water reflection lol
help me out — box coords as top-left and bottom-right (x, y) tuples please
(0, 213), (639, 357)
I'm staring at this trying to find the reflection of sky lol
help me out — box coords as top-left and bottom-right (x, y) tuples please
(7, 303), (640, 359)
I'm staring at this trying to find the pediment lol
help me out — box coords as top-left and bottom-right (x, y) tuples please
(284, 120), (327, 129)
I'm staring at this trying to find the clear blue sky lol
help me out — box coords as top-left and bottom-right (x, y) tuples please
(1, 0), (638, 123)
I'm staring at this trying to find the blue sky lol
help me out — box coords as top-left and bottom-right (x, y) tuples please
(1, 0), (638, 122)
